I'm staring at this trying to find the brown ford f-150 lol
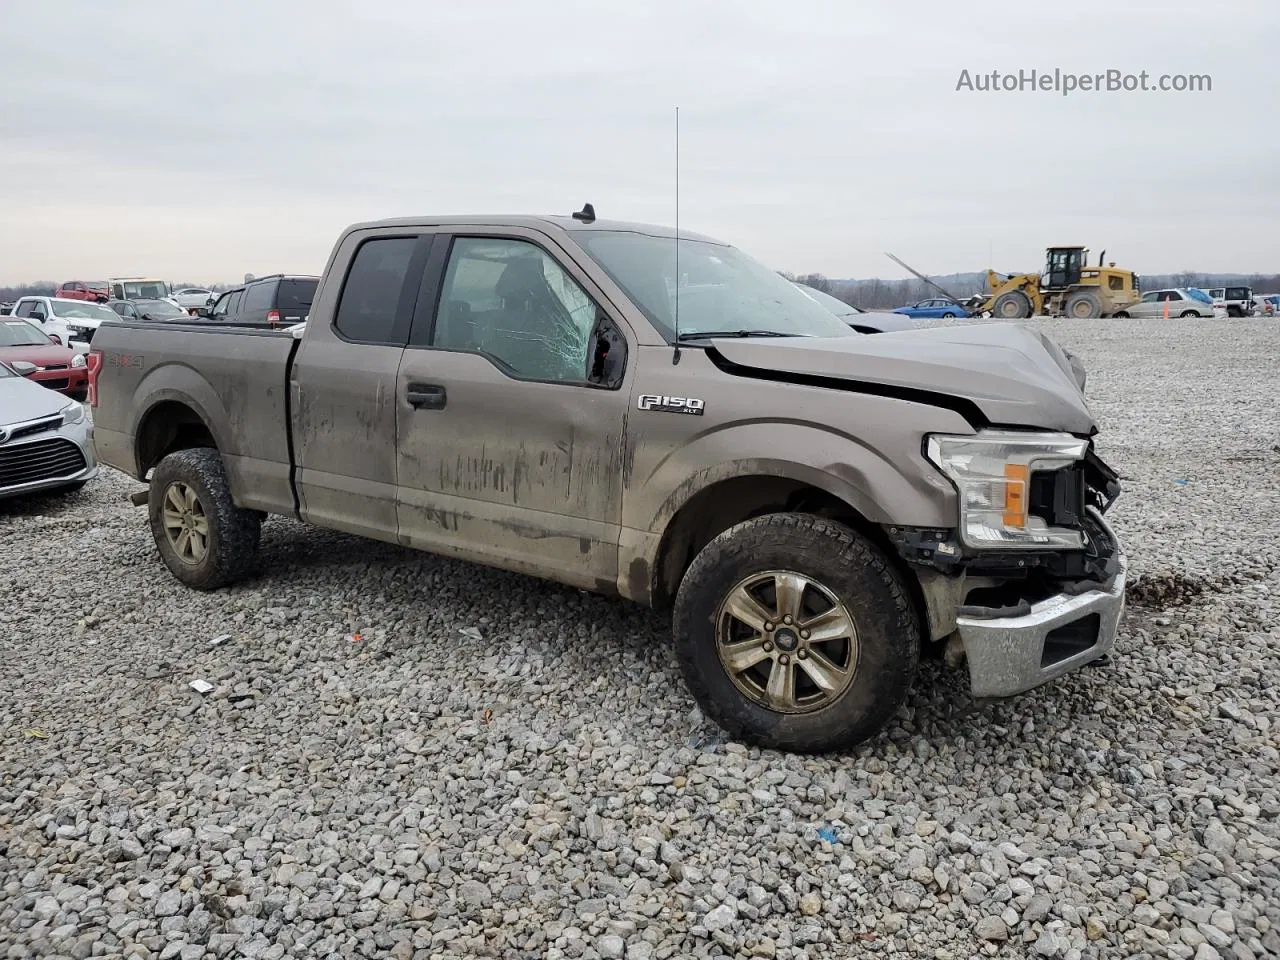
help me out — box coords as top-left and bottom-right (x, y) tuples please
(89, 211), (1125, 753)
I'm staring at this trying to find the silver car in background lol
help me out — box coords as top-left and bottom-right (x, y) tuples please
(1114, 288), (1224, 319)
(0, 361), (98, 499)
(172, 287), (216, 313)
(793, 283), (920, 333)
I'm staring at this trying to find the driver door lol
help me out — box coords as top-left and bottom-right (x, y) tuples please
(394, 230), (633, 589)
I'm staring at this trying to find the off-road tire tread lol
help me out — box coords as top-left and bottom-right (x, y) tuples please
(673, 513), (919, 754)
(148, 448), (260, 590)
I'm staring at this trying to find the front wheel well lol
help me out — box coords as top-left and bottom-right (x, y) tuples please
(650, 476), (927, 630)
(135, 400), (217, 479)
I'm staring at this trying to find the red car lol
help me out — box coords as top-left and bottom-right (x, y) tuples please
(55, 280), (109, 303)
(0, 317), (89, 399)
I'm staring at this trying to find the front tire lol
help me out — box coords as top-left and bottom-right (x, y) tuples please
(1065, 290), (1102, 319)
(148, 448), (260, 590)
(1180, 310), (1198, 318)
(991, 291), (1032, 319)
(673, 514), (919, 753)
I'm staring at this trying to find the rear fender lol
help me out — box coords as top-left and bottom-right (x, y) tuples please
(131, 364), (233, 477)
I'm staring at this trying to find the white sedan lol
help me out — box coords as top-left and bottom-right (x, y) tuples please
(172, 288), (217, 312)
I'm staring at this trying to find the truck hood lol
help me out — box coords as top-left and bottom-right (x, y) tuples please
(707, 322), (1095, 434)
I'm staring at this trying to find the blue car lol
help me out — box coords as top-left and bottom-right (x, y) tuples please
(893, 297), (969, 319)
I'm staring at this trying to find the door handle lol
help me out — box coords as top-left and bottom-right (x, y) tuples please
(406, 383), (447, 410)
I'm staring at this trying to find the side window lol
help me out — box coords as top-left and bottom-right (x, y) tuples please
(111, 284), (124, 299)
(334, 236), (416, 344)
(242, 280), (276, 313)
(1108, 275), (1123, 290)
(225, 290), (244, 315)
(1166, 291), (1183, 301)
(30, 301), (48, 319)
(210, 294), (229, 317)
(1140, 292), (1157, 303)
(434, 237), (598, 384)
(14, 300), (34, 318)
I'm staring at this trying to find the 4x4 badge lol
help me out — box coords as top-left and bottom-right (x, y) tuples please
(637, 394), (705, 415)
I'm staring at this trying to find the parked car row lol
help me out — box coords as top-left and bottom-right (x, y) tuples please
(6, 296), (115, 346)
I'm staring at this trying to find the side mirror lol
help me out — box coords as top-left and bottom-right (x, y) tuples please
(11, 360), (38, 377)
(48, 334), (62, 345)
(196, 307), (211, 318)
(588, 314), (628, 389)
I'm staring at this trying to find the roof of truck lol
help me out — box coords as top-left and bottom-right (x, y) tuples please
(343, 215), (726, 245)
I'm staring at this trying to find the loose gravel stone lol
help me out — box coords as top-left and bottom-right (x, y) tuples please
(2, 319), (1279, 959)
(976, 916), (1010, 941)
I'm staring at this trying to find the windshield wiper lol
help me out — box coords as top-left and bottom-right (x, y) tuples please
(676, 329), (801, 342)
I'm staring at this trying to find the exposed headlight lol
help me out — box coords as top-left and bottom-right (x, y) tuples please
(926, 430), (1088, 549)
(71, 353), (87, 368)
(61, 401), (86, 426)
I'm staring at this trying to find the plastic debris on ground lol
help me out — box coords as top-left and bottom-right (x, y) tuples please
(209, 634), (232, 647)
(22, 728), (48, 739)
(346, 632), (363, 643)
(816, 826), (840, 844)
(189, 679), (216, 695)
(459, 627), (483, 641)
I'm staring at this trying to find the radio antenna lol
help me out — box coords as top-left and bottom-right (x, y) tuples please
(672, 106), (681, 365)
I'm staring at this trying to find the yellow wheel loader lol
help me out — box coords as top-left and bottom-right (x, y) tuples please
(983, 247), (1141, 319)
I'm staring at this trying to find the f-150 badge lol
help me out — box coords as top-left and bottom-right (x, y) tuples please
(637, 394), (705, 415)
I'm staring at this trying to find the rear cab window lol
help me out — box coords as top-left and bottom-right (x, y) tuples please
(333, 237), (418, 344)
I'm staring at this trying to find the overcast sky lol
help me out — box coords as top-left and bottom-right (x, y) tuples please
(2, 0), (1276, 283)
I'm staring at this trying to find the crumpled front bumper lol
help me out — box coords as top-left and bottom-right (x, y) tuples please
(957, 517), (1127, 699)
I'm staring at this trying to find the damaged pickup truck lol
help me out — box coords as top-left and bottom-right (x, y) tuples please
(89, 210), (1125, 753)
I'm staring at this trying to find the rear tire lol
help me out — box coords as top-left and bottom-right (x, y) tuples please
(1114, 311), (1130, 319)
(672, 513), (919, 753)
(1180, 310), (1198, 318)
(148, 448), (260, 590)
(991, 291), (1032, 319)
(941, 311), (956, 319)
(1065, 290), (1102, 319)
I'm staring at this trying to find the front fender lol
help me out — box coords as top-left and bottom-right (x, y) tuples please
(617, 417), (967, 604)
(630, 420), (959, 535)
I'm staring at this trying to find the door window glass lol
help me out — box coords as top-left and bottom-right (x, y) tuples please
(434, 238), (596, 383)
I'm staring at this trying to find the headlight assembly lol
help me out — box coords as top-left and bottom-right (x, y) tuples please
(71, 352), (87, 368)
(927, 430), (1088, 549)
(61, 401), (86, 426)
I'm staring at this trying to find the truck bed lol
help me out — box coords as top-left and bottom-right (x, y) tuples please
(90, 321), (301, 516)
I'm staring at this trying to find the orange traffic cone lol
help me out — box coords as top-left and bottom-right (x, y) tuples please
(1163, 299), (1170, 319)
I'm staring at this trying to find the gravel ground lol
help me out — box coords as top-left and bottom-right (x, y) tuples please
(2, 317), (1278, 960)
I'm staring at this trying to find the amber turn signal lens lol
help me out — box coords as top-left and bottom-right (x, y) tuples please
(1002, 463), (1029, 528)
